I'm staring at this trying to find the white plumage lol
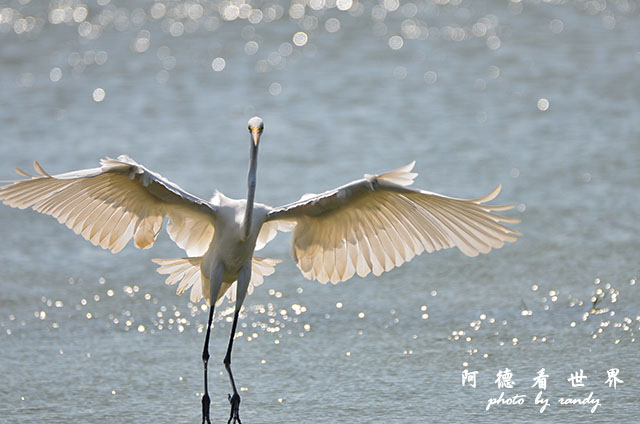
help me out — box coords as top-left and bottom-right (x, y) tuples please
(268, 163), (519, 284)
(0, 116), (520, 423)
(0, 156), (520, 297)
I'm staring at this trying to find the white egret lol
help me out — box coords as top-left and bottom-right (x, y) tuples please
(0, 116), (520, 423)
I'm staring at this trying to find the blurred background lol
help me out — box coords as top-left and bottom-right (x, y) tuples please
(0, 0), (638, 422)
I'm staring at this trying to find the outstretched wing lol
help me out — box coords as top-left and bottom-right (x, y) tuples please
(265, 162), (521, 284)
(0, 155), (216, 255)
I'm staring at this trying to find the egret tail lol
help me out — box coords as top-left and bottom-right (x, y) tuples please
(152, 256), (281, 305)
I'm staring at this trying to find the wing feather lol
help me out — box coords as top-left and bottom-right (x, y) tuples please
(41, 178), (104, 216)
(56, 185), (105, 225)
(385, 208), (417, 262)
(368, 208), (398, 269)
(434, 201), (512, 247)
(101, 207), (127, 246)
(0, 155), (217, 255)
(95, 206), (125, 245)
(334, 238), (348, 283)
(354, 219), (374, 277)
(265, 162), (520, 284)
(343, 231), (358, 281)
(362, 213), (388, 275)
(383, 200), (424, 256)
(376, 201), (411, 263)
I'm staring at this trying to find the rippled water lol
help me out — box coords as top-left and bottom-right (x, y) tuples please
(1, 1), (639, 423)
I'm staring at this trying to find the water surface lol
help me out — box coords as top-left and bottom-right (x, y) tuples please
(1, 1), (639, 422)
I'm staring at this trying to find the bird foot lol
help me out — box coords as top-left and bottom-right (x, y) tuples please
(227, 393), (242, 424)
(202, 393), (211, 424)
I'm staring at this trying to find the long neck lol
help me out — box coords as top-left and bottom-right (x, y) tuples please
(242, 145), (258, 240)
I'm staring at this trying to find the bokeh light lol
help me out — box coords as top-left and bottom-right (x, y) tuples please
(92, 88), (105, 102)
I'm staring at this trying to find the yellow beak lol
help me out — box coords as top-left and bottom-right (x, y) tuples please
(251, 128), (261, 147)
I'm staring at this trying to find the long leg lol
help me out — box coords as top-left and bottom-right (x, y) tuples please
(202, 264), (224, 424)
(225, 309), (242, 424)
(224, 263), (251, 424)
(201, 301), (215, 424)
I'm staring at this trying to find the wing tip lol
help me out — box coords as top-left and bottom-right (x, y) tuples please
(33, 161), (51, 177)
(473, 184), (502, 203)
(11, 161), (48, 179)
(14, 167), (33, 178)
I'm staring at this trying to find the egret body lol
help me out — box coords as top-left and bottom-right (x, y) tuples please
(0, 117), (521, 423)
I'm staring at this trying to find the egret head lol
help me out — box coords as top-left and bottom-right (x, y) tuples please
(248, 116), (264, 147)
